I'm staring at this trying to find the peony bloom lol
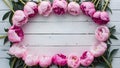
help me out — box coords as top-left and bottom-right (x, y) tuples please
(80, 2), (96, 17)
(24, 2), (38, 18)
(92, 11), (110, 25)
(9, 43), (26, 58)
(67, 2), (80, 16)
(38, 1), (52, 16)
(52, 0), (67, 15)
(80, 51), (94, 66)
(39, 56), (52, 67)
(90, 42), (107, 57)
(8, 25), (24, 43)
(67, 54), (80, 68)
(23, 54), (39, 66)
(52, 54), (67, 66)
(12, 10), (28, 26)
(95, 25), (110, 41)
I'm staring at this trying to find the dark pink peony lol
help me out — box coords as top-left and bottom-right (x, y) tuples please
(80, 51), (94, 66)
(92, 11), (110, 25)
(8, 25), (24, 43)
(24, 2), (38, 18)
(80, 2), (96, 17)
(52, 54), (67, 66)
(52, 0), (67, 15)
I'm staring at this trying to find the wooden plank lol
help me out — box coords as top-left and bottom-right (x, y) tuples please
(0, 22), (120, 34)
(0, 35), (120, 45)
(0, 45), (120, 58)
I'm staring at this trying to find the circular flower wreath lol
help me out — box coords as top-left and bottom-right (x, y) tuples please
(0, 0), (119, 68)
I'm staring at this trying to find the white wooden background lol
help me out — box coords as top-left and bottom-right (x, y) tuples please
(0, 0), (120, 68)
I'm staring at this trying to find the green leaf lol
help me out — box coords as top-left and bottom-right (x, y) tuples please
(49, 0), (53, 2)
(107, 39), (112, 44)
(110, 29), (116, 34)
(109, 49), (119, 62)
(110, 34), (118, 40)
(106, 6), (112, 14)
(110, 26), (115, 29)
(4, 36), (9, 45)
(4, 28), (9, 32)
(9, 12), (14, 25)
(0, 36), (6, 39)
(2, 11), (11, 20)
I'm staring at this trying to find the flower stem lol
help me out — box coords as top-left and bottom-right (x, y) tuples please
(102, 56), (112, 68)
(38, 0), (41, 3)
(0, 36), (6, 39)
(95, 0), (100, 7)
(102, 0), (110, 11)
(3, 0), (15, 13)
(93, 0), (97, 4)
(10, 58), (17, 68)
(59, 66), (61, 68)
(91, 64), (95, 68)
(20, 0), (26, 5)
(24, 65), (27, 68)
(92, 0), (95, 3)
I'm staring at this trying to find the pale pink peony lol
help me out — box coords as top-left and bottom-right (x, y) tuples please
(23, 54), (39, 66)
(92, 11), (110, 25)
(52, 54), (67, 66)
(8, 25), (24, 43)
(39, 56), (52, 67)
(9, 43), (26, 58)
(67, 2), (80, 16)
(95, 25), (110, 41)
(52, 0), (67, 15)
(80, 51), (94, 66)
(12, 10), (28, 26)
(24, 2), (38, 18)
(90, 42), (107, 57)
(67, 54), (80, 68)
(38, 1), (52, 16)
(80, 2), (96, 17)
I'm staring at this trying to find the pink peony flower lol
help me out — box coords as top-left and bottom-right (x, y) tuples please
(24, 2), (38, 18)
(67, 54), (80, 68)
(52, 54), (67, 66)
(8, 25), (24, 43)
(92, 11), (110, 25)
(80, 2), (96, 17)
(39, 56), (52, 67)
(38, 1), (52, 16)
(9, 43), (26, 58)
(23, 54), (39, 66)
(95, 25), (110, 41)
(67, 2), (80, 16)
(52, 0), (67, 15)
(80, 51), (94, 66)
(90, 42), (107, 57)
(12, 10), (28, 26)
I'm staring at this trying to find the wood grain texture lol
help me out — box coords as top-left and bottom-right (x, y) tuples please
(0, 0), (120, 68)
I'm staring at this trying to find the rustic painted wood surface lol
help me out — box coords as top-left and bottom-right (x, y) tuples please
(0, 0), (120, 68)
